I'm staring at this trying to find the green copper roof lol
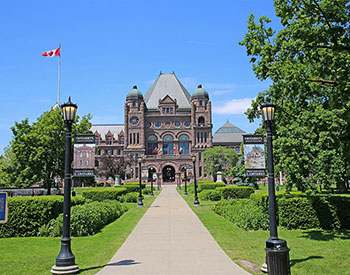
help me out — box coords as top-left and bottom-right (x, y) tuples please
(126, 85), (143, 100)
(192, 84), (209, 99)
(216, 121), (245, 133)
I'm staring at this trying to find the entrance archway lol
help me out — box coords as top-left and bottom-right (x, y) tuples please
(162, 165), (175, 182)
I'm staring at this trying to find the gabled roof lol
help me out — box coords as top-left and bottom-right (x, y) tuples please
(91, 124), (124, 140)
(144, 73), (192, 110)
(213, 120), (246, 144)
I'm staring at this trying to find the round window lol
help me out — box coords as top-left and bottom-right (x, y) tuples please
(130, 116), (139, 125)
(175, 122), (180, 127)
(184, 122), (190, 127)
(146, 122), (151, 128)
(155, 122), (161, 127)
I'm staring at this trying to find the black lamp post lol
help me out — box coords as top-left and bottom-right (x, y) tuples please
(261, 102), (290, 275)
(51, 97), (79, 274)
(192, 155), (199, 206)
(150, 170), (154, 197)
(183, 168), (188, 195)
(137, 156), (143, 207)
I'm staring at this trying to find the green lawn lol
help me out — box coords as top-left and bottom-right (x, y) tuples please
(0, 194), (157, 275)
(179, 189), (350, 275)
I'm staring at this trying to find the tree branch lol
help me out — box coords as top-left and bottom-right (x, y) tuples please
(301, 77), (339, 87)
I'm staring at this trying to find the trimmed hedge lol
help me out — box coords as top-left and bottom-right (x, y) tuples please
(214, 199), (269, 230)
(218, 186), (254, 199)
(0, 196), (85, 237)
(199, 190), (221, 201)
(124, 182), (146, 192)
(38, 200), (127, 237)
(125, 182), (146, 187)
(198, 182), (225, 192)
(82, 187), (127, 201)
(278, 195), (350, 230)
(250, 191), (306, 208)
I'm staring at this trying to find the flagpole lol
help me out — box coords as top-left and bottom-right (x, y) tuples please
(57, 44), (61, 106)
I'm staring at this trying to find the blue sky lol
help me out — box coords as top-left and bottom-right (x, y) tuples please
(0, 0), (281, 154)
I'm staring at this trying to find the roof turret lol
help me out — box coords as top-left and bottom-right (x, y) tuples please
(126, 85), (143, 100)
(192, 84), (209, 99)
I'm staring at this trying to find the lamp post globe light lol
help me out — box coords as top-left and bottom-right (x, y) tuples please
(261, 102), (290, 275)
(137, 156), (143, 207)
(192, 155), (199, 206)
(51, 97), (79, 274)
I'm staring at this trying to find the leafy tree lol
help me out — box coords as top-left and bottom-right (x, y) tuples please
(0, 146), (15, 188)
(203, 146), (238, 181)
(10, 107), (92, 194)
(240, 0), (350, 192)
(97, 154), (130, 184)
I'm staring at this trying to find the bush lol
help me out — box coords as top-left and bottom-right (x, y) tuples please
(82, 187), (127, 201)
(125, 182), (146, 188)
(249, 193), (350, 230)
(250, 191), (305, 208)
(213, 199), (269, 230)
(0, 196), (85, 238)
(38, 200), (127, 237)
(218, 186), (254, 199)
(198, 182), (225, 192)
(120, 192), (139, 203)
(142, 186), (154, 195)
(278, 197), (320, 229)
(199, 190), (222, 201)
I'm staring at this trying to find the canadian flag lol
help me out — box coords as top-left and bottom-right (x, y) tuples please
(42, 47), (60, 57)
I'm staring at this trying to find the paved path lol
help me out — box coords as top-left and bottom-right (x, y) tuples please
(97, 186), (250, 275)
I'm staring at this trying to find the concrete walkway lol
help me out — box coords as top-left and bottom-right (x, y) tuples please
(97, 186), (250, 275)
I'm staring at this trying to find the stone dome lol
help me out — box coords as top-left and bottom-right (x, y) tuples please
(126, 85), (143, 100)
(192, 84), (209, 99)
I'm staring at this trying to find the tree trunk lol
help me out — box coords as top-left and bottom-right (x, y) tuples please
(47, 181), (51, 195)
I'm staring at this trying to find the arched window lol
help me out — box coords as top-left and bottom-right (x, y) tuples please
(164, 135), (174, 141)
(198, 117), (205, 126)
(163, 135), (174, 155)
(179, 134), (190, 154)
(146, 135), (158, 155)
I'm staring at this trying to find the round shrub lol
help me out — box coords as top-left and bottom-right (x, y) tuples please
(199, 190), (221, 201)
(38, 200), (127, 237)
(120, 192), (139, 203)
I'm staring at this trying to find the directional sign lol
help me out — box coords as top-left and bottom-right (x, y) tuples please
(0, 192), (8, 224)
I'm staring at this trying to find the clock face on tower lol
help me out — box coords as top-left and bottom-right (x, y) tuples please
(130, 116), (139, 126)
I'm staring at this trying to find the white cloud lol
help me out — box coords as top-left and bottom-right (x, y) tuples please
(213, 98), (255, 115)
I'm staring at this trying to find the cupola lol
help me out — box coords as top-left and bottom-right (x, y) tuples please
(192, 84), (209, 99)
(126, 85), (143, 100)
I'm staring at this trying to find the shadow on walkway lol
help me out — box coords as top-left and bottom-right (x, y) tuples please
(80, 259), (141, 272)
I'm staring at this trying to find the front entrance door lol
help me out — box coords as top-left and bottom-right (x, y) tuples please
(162, 165), (175, 182)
